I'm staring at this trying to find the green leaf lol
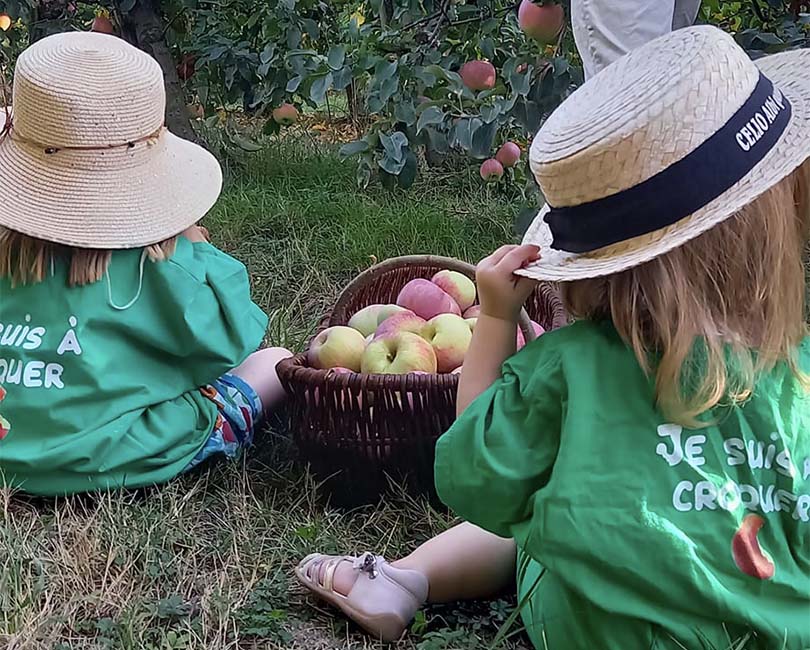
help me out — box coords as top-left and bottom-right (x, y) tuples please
(415, 68), (437, 88)
(374, 59), (398, 82)
(480, 37), (496, 61)
(119, 0), (136, 12)
(327, 45), (346, 70)
(263, 119), (280, 136)
(509, 66), (532, 96)
(480, 103), (501, 124)
(286, 75), (303, 92)
(367, 92), (384, 113)
(339, 140), (370, 159)
(394, 99), (416, 125)
(279, 0), (294, 10)
(356, 162), (372, 189)
(286, 26), (301, 49)
(397, 150), (418, 189)
(260, 44), (276, 65)
(471, 121), (497, 158)
(416, 106), (444, 134)
(332, 66), (353, 91)
(379, 75), (399, 103)
(309, 72), (333, 104)
(452, 117), (482, 151)
(230, 133), (263, 152)
(425, 127), (449, 154)
(380, 131), (408, 164)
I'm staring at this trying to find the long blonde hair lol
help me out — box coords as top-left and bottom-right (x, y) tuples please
(562, 162), (810, 427)
(0, 229), (178, 287)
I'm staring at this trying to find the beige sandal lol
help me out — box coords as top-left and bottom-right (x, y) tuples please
(295, 552), (429, 642)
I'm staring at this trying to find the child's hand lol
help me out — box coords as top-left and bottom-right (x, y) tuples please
(476, 244), (541, 321)
(181, 225), (209, 243)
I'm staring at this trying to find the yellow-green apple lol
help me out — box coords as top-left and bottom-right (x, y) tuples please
(396, 279), (461, 319)
(465, 317), (477, 332)
(431, 270), (476, 312)
(423, 314), (473, 372)
(308, 326), (367, 371)
(463, 305), (481, 319)
(361, 332), (438, 374)
(374, 312), (427, 339)
(349, 304), (409, 337)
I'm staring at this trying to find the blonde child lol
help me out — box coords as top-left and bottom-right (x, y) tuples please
(0, 32), (290, 495)
(296, 27), (810, 648)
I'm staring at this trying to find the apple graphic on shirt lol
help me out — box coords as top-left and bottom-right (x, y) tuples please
(732, 514), (775, 580)
(0, 385), (9, 440)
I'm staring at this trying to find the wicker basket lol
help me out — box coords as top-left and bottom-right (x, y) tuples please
(277, 255), (568, 507)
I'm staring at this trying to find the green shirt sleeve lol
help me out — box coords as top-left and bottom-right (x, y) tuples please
(434, 340), (565, 538)
(143, 238), (269, 386)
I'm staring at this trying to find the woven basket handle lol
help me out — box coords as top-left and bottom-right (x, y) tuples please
(331, 254), (537, 343)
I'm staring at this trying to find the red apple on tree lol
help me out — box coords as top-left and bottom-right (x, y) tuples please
(0, 14), (12, 31)
(460, 60), (497, 91)
(480, 158), (504, 182)
(273, 103), (299, 126)
(90, 15), (115, 34)
(495, 142), (521, 168)
(518, 0), (564, 45)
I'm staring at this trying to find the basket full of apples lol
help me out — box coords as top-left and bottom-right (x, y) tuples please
(277, 255), (568, 507)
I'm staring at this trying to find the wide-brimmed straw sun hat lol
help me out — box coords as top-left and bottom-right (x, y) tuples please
(519, 25), (810, 281)
(0, 31), (222, 249)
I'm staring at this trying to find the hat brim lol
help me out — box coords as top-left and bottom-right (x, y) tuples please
(0, 129), (222, 249)
(518, 49), (810, 282)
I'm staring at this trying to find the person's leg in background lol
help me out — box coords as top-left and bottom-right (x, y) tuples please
(673, 0), (702, 30)
(571, 0), (701, 79)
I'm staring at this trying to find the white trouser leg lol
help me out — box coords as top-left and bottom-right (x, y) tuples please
(571, 0), (701, 79)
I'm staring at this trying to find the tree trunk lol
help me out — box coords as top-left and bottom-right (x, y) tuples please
(120, 0), (198, 144)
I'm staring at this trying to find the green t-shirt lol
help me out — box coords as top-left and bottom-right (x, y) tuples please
(0, 238), (268, 496)
(435, 320), (810, 649)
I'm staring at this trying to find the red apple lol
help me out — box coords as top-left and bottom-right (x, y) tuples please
(463, 305), (481, 319)
(732, 514), (775, 580)
(480, 158), (504, 182)
(273, 103), (298, 126)
(374, 312), (427, 339)
(307, 326), (367, 372)
(423, 314), (473, 373)
(397, 279), (461, 320)
(348, 304), (409, 337)
(361, 332), (438, 374)
(460, 60), (496, 91)
(90, 16), (114, 34)
(0, 14), (12, 31)
(518, 0), (564, 44)
(495, 142), (521, 168)
(431, 270), (476, 312)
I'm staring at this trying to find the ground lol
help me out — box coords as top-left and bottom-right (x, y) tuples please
(0, 138), (533, 650)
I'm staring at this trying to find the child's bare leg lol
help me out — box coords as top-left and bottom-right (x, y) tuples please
(328, 522), (516, 602)
(231, 347), (292, 410)
(394, 522), (516, 602)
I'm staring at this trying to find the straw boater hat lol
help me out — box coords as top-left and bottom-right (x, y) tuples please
(0, 31), (222, 249)
(519, 25), (810, 281)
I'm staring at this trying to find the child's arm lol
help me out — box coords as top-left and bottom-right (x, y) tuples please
(457, 244), (540, 416)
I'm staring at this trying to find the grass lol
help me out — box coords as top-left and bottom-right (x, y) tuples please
(0, 138), (530, 650)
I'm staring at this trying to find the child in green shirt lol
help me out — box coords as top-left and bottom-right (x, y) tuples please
(295, 27), (810, 649)
(0, 32), (290, 495)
